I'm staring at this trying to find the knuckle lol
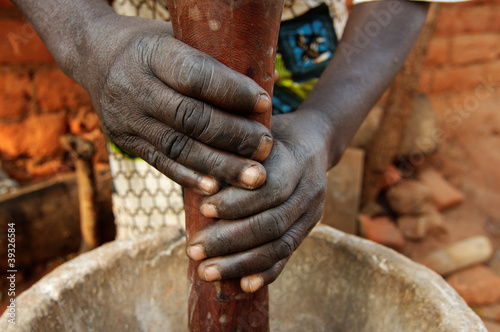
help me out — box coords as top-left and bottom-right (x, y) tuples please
(272, 236), (295, 261)
(268, 259), (288, 283)
(118, 134), (140, 155)
(103, 62), (132, 102)
(265, 210), (289, 240)
(146, 148), (162, 169)
(236, 127), (269, 158)
(207, 228), (235, 256)
(266, 174), (289, 203)
(177, 52), (215, 97)
(172, 97), (213, 138)
(134, 35), (161, 67)
(248, 213), (280, 243)
(201, 150), (224, 175)
(160, 130), (190, 161)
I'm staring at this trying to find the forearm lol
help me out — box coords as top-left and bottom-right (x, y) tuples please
(297, 0), (429, 169)
(11, 0), (115, 82)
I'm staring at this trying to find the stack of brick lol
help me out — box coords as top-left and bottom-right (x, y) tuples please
(0, 0), (107, 183)
(421, 0), (500, 93)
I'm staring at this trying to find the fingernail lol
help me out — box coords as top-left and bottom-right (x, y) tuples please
(254, 94), (271, 114)
(199, 177), (217, 195)
(252, 135), (273, 162)
(204, 266), (221, 281)
(187, 244), (206, 261)
(240, 165), (266, 188)
(246, 276), (264, 293)
(200, 203), (217, 218)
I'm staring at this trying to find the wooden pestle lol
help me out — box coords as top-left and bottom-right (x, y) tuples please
(165, 1), (284, 331)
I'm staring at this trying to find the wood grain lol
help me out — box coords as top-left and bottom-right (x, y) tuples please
(165, 1), (284, 331)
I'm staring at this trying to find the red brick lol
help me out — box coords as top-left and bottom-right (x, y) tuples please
(431, 61), (500, 93)
(474, 0), (500, 4)
(418, 168), (465, 211)
(25, 158), (69, 180)
(68, 106), (101, 135)
(397, 206), (446, 241)
(386, 180), (431, 215)
(1, 156), (70, 182)
(456, 5), (497, 33)
(0, 113), (67, 158)
(0, 19), (54, 64)
(0, 0), (14, 8)
(451, 34), (500, 66)
(397, 214), (427, 241)
(359, 215), (405, 251)
(34, 68), (90, 111)
(418, 70), (434, 94)
(446, 265), (500, 306)
(380, 164), (402, 190)
(490, 249), (500, 276)
(435, 7), (459, 36)
(435, 5), (495, 35)
(0, 72), (32, 119)
(484, 60), (500, 86)
(425, 36), (450, 67)
(492, 5), (500, 31)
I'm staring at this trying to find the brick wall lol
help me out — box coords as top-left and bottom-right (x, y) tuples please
(421, 0), (500, 93)
(0, 0), (499, 183)
(0, 0), (107, 183)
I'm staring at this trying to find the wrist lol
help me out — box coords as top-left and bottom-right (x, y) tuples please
(272, 110), (340, 172)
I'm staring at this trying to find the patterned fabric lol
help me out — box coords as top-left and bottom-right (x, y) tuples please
(108, 146), (185, 239)
(111, 0), (348, 33)
(112, 0), (170, 20)
(274, 3), (340, 114)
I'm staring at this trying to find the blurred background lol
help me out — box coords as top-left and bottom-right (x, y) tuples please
(0, 0), (499, 329)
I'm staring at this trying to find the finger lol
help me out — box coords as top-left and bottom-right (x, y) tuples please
(187, 188), (308, 260)
(150, 36), (272, 115)
(126, 117), (267, 189)
(199, 149), (299, 219)
(196, 211), (319, 282)
(240, 259), (289, 293)
(137, 76), (273, 162)
(112, 134), (221, 195)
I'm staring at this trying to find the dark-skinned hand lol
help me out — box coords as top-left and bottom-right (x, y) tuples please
(77, 14), (273, 195)
(181, 0), (430, 293)
(13, 0), (429, 295)
(186, 111), (332, 293)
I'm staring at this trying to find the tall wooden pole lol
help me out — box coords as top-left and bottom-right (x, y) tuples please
(165, 1), (284, 331)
